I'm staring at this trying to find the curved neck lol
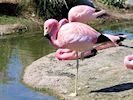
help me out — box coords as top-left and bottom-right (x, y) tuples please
(49, 22), (62, 48)
(59, 18), (68, 27)
(50, 23), (59, 40)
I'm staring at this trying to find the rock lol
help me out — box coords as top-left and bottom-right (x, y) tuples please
(0, 24), (27, 34)
(125, 0), (133, 6)
(23, 40), (133, 100)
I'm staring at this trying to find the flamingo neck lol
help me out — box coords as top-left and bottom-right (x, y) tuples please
(59, 18), (68, 27)
(49, 23), (62, 48)
(50, 23), (59, 39)
(50, 36), (62, 48)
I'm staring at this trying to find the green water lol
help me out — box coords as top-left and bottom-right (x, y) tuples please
(0, 32), (56, 100)
(0, 23), (133, 100)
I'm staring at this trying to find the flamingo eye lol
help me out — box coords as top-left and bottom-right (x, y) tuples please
(44, 26), (48, 31)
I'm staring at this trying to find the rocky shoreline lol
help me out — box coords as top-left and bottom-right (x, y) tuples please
(0, 24), (27, 35)
(23, 40), (133, 100)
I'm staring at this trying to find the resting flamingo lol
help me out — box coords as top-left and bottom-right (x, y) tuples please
(68, 5), (106, 24)
(44, 19), (116, 96)
(55, 34), (127, 60)
(59, 5), (106, 25)
(124, 55), (133, 69)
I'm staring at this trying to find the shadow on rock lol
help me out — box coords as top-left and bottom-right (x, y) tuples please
(91, 83), (133, 93)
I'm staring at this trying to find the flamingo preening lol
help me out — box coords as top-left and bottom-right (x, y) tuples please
(44, 19), (116, 96)
(68, 5), (106, 24)
(124, 55), (133, 69)
(59, 5), (106, 25)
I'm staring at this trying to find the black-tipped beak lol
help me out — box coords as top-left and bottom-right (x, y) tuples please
(44, 26), (51, 40)
(44, 33), (51, 40)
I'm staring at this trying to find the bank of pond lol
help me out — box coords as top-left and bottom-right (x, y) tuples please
(0, 22), (133, 99)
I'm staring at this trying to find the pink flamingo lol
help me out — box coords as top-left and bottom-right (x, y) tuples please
(59, 5), (106, 25)
(44, 19), (115, 96)
(124, 55), (133, 69)
(68, 5), (106, 24)
(55, 34), (127, 60)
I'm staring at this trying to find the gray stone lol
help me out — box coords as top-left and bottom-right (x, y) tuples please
(23, 40), (133, 100)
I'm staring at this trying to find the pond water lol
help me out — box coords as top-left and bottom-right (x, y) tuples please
(0, 23), (133, 100)
(0, 33), (56, 100)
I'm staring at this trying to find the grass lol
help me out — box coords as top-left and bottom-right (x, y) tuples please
(0, 16), (19, 24)
(0, 15), (33, 25)
(0, 15), (43, 32)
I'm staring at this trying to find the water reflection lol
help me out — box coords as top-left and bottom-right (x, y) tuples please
(0, 33), (56, 100)
(101, 24), (133, 40)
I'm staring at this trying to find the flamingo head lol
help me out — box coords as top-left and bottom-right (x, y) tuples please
(124, 55), (133, 69)
(44, 19), (59, 40)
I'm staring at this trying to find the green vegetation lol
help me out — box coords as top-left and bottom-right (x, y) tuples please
(17, 0), (79, 19)
(0, 16), (17, 24)
(101, 0), (126, 8)
(0, 16), (43, 32)
(31, 0), (77, 20)
(0, 16), (32, 24)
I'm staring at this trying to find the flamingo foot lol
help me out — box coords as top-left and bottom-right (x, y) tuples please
(69, 92), (78, 97)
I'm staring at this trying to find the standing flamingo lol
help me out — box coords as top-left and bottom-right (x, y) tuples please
(124, 55), (133, 69)
(55, 34), (127, 60)
(68, 5), (106, 24)
(44, 19), (115, 96)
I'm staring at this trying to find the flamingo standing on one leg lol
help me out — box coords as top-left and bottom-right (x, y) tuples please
(124, 55), (133, 69)
(68, 5), (106, 24)
(44, 19), (116, 96)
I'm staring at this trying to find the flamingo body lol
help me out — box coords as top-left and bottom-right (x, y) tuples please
(124, 55), (133, 69)
(57, 22), (100, 52)
(55, 34), (127, 60)
(68, 5), (105, 24)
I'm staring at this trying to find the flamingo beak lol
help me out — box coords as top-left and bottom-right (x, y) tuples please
(44, 26), (51, 40)
(44, 26), (48, 36)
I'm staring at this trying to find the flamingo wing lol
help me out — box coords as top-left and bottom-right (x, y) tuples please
(57, 22), (100, 51)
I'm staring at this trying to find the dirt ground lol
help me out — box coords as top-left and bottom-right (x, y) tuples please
(94, 0), (133, 20)
(23, 40), (133, 100)
(0, 24), (27, 35)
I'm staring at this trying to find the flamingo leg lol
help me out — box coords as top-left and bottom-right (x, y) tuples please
(74, 52), (79, 96)
(74, 52), (84, 96)
(69, 52), (79, 97)
(80, 52), (84, 60)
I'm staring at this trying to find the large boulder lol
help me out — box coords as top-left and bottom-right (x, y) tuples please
(23, 40), (133, 100)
